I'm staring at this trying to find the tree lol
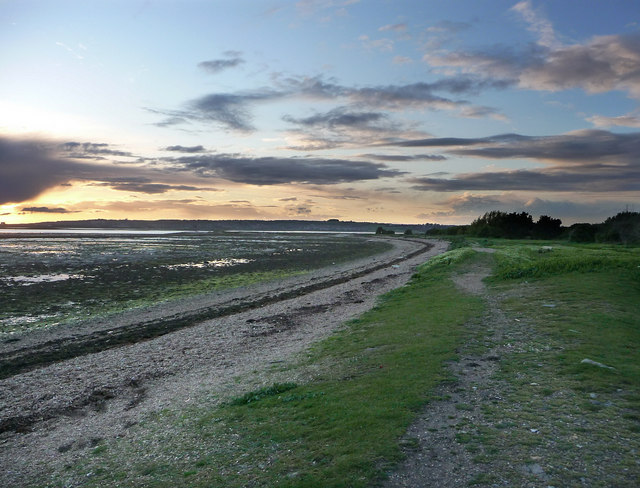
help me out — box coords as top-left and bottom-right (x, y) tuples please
(534, 215), (562, 239)
(568, 223), (596, 243)
(469, 211), (534, 239)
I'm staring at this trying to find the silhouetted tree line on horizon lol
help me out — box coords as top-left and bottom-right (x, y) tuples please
(426, 210), (640, 244)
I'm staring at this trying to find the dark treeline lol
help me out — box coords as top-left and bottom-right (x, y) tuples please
(427, 210), (640, 244)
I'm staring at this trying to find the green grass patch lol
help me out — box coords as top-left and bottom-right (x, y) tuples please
(490, 243), (640, 392)
(228, 382), (298, 406)
(488, 240), (640, 281)
(469, 242), (640, 486)
(49, 248), (484, 488)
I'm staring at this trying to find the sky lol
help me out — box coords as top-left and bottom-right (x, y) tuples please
(1, 0), (639, 225)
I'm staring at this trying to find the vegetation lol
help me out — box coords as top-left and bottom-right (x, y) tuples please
(472, 240), (640, 486)
(427, 210), (640, 244)
(50, 245), (483, 488)
(375, 226), (396, 235)
(42, 237), (640, 487)
(0, 234), (392, 335)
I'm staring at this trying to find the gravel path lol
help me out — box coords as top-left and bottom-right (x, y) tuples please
(382, 249), (503, 487)
(0, 237), (447, 487)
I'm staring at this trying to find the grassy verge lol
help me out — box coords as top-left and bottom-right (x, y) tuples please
(463, 241), (640, 486)
(41, 240), (640, 487)
(48, 248), (483, 488)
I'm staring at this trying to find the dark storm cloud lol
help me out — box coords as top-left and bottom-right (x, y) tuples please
(1, 136), (86, 204)
(163, 145), (207, 153)
(21, 206), (74, 214)
(166, 154), (405, 185)
(0, 135), (213, 205)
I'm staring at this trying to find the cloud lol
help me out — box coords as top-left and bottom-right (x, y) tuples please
(153, 89), (284, 132)
(21, 206), (75, 214)
(379, 23), (407, 33)
(446, 130), (640, 164)
(392, 130), (640, 165)
(295, 0), (360, 17)
(392, 133), (528, 148)
(288, 206), (312, 215)
(424, 7), (640, 99)
(55, 41), (84, 60)
(95, 180), (218, 194)
(348, 82), (466, 110)
(393, 56), (413, 65)
(163, 145), (207, 153)
(198, 53), (244, 74)
(153, 73), (506, 133)
(1, 136), (88, 204)
(395, 129), (640, 193)
(283, 107), (387, 128)
(410, 167), (638, 193)
(359, 153), (447, 162)
(359, 35), (394, 52)
(0, 135), (218, 205)
(77, 199), (275, 219)
(588, 113), (640, 129)
(165, 154), (405, 185)
(282, 105), (432, 149)
(426, 20), (472, 34)
(459, 105), (509, 121)
(59, 141), (133, 159)
(510, 0), (557, 48)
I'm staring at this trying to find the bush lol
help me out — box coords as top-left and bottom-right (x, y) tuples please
(569, 223), (597, 243)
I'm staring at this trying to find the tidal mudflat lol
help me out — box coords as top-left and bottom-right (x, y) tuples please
(0, 232), (391, 336)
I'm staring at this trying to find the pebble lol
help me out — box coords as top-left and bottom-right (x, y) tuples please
(580, 358), (615, 369)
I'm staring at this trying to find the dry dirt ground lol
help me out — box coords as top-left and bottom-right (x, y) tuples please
(0, 237), (448, 487)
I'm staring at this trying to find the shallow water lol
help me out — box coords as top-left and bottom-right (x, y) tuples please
(0, 232), (388, 335)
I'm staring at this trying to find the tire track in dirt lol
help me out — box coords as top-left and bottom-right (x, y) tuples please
(0, 238), (432, 380)
(0, 238), (440, 437)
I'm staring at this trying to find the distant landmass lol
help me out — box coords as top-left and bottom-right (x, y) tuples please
(0, 219), (446, 234)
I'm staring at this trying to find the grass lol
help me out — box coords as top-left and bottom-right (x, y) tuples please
(462, 241), (640, 486)
(47, 244), (483, 488)
(489, 241), (640, 392)
(39, 239), (640, 487)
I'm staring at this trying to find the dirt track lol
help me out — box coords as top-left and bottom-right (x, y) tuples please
(0, 237), (447, 487)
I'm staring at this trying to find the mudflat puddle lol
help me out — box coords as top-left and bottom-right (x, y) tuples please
(1, 232), (390, 336)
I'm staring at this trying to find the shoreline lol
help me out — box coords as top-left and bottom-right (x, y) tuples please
(0, 237), (447, 486)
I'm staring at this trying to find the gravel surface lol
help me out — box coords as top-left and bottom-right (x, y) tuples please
(382, 249), (501, 487)
(0, 237), (447, 487)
